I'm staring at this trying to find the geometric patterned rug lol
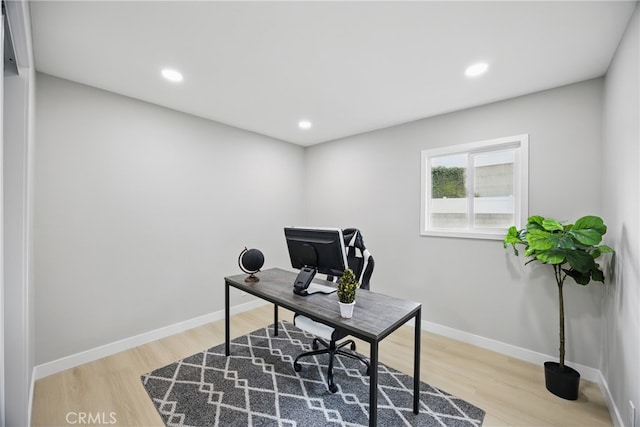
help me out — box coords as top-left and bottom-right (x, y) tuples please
(141, 321), (485, 426)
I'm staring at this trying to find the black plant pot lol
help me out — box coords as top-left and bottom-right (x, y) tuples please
(544, 361), (580, 400)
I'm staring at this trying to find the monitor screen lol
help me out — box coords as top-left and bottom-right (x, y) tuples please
(284, 227), (348, 294)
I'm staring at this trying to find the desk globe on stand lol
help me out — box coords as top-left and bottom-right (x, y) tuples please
(238, 247), (264, 282)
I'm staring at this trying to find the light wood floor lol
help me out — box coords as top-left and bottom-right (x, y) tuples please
(32, 305), (613, 426)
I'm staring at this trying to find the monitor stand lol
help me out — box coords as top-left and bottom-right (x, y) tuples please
(293, 267), (316, 296)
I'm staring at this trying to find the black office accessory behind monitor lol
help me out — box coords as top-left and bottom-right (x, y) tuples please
(284, 227), (348, 296)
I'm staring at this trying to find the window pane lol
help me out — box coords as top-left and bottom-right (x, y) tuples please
(430, 154), (467, 228)
(421, 134), (528, 239)
(473, 150), (515, 228)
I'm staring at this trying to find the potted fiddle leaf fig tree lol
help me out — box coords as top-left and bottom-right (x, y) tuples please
(504, 215), (614, 400)
(337, 268), (358, 318)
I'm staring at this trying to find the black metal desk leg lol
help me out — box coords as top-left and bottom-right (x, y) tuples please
(274, 304), (279, 336)
(369, 340), (379, 427)
(225, 281), (230, 356)
(413, 308), (421, 414)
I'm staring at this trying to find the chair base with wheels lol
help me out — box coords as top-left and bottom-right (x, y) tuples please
(293, 314), (370, 393)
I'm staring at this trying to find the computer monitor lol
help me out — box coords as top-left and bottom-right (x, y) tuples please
(284, 227), (348, 296)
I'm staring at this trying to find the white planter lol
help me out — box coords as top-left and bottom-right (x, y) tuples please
(339, 301), (355, 318)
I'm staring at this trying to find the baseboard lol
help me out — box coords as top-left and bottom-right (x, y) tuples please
(28, 371), (34, 427)
(598, 370), (624, 427)
(32, 298), (268, 380)
(420, 320), (601, 383)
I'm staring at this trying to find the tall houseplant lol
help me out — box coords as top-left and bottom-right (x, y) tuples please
(504, 215), (614, 400)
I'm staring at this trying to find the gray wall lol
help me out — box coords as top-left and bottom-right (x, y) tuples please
(34, 74), (305, 364)
(305, 79), (605, 369)
(602, 3), (639, 424)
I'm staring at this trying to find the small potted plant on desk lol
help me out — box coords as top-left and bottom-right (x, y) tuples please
(504, 215), (614, 400)
(337, 268), (358, 319)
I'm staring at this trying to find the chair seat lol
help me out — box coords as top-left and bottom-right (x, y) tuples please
(294, 315), (334, 341)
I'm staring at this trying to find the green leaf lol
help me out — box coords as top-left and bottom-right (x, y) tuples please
(526, 216), (545, 233)
(591, 267), (605, 282)
(542, 218), (563, 232)
(597, 245), (615, 255)
(526, 229), (559, 251)
(558, 235), (575, 249)
(536, 249), (565, 264)
(590, 245), (614, 260)
(504, 226), (522, 244)
(566, 250), (596, 273)
(569, 229), (603, 246)
(574, 216), (607, 235)
(564, 268), (591, 285)
(527, 216), (545, 227)
(504, 226), (524, 255)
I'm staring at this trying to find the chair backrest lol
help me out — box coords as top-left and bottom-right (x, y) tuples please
(341, 228), (374, 290)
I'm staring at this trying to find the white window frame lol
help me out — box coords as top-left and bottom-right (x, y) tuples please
(420, 134), (529, 240)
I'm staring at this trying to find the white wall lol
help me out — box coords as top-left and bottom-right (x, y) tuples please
(306, 79), (605, 369)
(1, 16), (5, 427)
(2, 1), (35, 426)
(602, 3), (640, 426)
(3, 72), (34, 427)
(34, 74), (305, 364)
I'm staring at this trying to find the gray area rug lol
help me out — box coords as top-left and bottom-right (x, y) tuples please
(141, 321), (485, 426)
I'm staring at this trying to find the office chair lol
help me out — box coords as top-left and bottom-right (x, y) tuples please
(293, 228), (375, 393)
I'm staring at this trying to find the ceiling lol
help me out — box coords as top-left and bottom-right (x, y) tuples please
(29, 1), (636, 146)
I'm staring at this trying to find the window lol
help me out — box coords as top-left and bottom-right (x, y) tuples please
(421, 134), (528, 239)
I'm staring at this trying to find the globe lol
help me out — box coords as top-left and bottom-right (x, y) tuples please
(238, 247), (264, 282)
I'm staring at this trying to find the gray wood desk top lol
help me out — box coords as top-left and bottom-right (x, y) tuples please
(225, 267), (421, 342)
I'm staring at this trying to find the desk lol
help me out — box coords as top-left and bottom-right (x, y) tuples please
(225, 268), (422, 426)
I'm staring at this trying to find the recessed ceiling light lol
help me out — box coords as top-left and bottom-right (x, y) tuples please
(161, 68), (184, 83)
(298, 120), (312, 130)
(465, 62), (489, 78)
